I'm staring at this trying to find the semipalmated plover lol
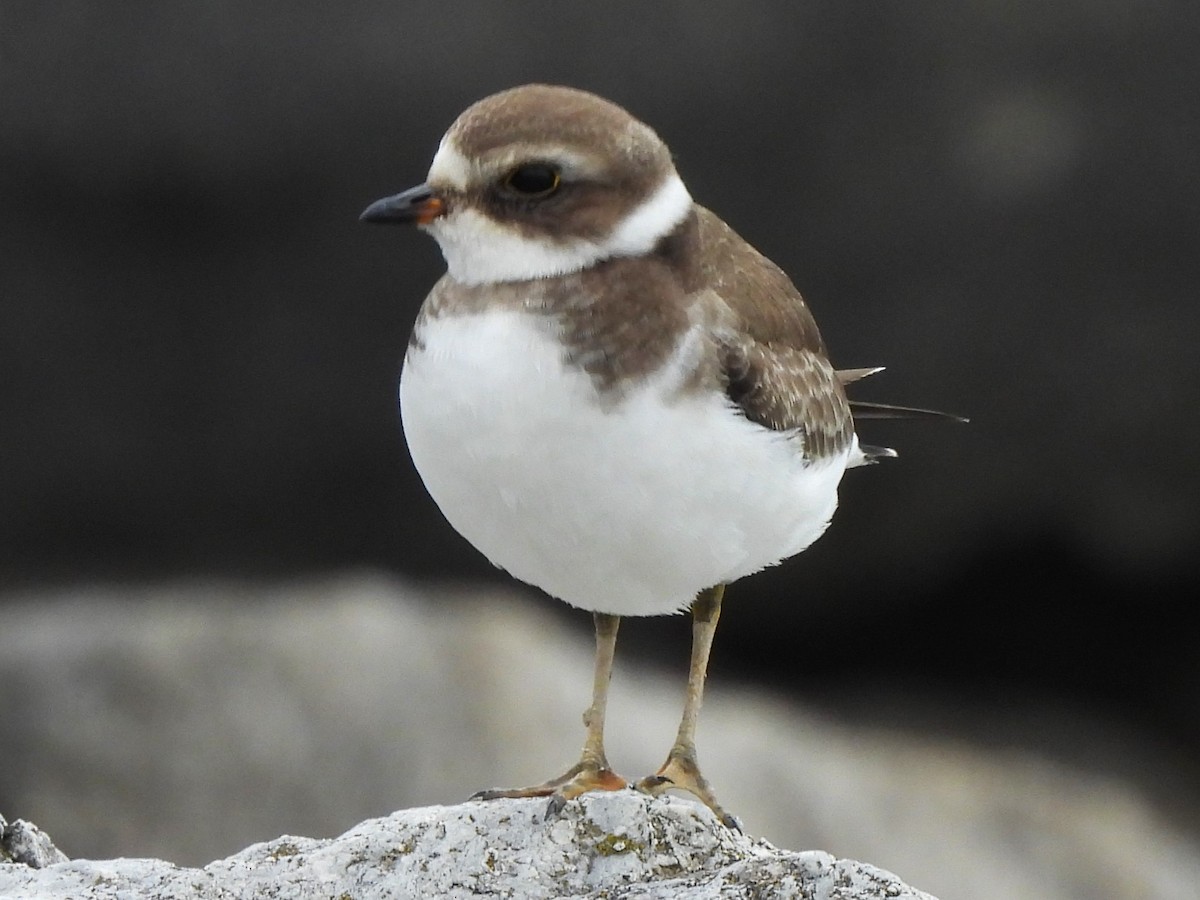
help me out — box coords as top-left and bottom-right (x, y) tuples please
(361, 84), (960, 828)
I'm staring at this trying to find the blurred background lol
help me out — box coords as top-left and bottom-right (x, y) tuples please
(2, 2), (1199, 898)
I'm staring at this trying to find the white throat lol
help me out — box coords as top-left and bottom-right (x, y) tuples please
(425, 167), (693, 286)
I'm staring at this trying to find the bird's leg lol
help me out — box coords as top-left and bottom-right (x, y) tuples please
(472, 612), (627, 819)
(635, 584), (739, 829)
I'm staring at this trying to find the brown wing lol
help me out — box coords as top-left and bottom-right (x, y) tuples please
(691, 206), (854, 461)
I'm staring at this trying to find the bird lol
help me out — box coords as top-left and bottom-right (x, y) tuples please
(360, 84), (960, 829)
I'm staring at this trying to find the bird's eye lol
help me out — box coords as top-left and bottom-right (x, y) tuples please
(503, 163), (561, 197)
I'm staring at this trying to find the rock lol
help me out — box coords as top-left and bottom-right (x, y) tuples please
(2, 576), (1199, 899)
(0, 793), (936, 899)
(0, 815), (68, 869)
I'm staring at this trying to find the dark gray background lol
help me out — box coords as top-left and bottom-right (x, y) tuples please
(3, 1), (1198, 824)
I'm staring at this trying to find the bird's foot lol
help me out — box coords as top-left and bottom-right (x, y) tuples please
(472, 759), (628, 821)
(635, 750), (741, 830)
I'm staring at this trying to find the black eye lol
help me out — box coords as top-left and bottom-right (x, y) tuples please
(503, 163), (561, 197)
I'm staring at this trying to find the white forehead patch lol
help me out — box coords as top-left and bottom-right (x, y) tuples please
(425, 172), (693, 285)
(426, 137), (474, 190)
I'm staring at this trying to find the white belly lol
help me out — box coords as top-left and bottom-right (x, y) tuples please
(399, 308), (849, 616)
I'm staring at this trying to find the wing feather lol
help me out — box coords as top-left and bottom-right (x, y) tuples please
(690, 207), (853, 460)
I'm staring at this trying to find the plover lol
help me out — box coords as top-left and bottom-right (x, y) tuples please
(361, 84), (960, 828)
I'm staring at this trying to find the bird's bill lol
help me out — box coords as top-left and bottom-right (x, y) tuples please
(359, 184), (445, 225)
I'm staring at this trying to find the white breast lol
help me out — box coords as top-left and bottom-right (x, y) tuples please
(399, 308), (850, 616)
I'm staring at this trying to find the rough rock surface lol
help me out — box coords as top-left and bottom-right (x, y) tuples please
(0, 793), (935, 899)
(3, 577), (1200, 900)
(0, 814), (69, 869)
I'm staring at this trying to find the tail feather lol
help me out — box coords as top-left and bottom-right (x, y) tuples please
(849, 399), (969, 423)
(838, 365), (968, 464)
(836, 366), (887, 385)
(859, 443), (899, 464)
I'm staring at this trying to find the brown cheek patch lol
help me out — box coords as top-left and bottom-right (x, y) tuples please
(543, 183), (632, 244)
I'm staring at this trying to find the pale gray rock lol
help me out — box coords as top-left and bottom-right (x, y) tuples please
(0, 793), (937, 899)
(0, 815), (68, 869)
(1, 576), (1199, 899)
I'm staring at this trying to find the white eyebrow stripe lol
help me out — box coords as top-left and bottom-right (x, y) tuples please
(430, 137), (602, 189)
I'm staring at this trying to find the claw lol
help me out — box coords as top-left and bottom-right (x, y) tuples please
(470, 788), (504, 801)
(544, 794), (567, 820)
(636, 747), (737, 828)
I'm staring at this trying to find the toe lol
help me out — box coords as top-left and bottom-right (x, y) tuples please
(633, 774), (673, 795)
